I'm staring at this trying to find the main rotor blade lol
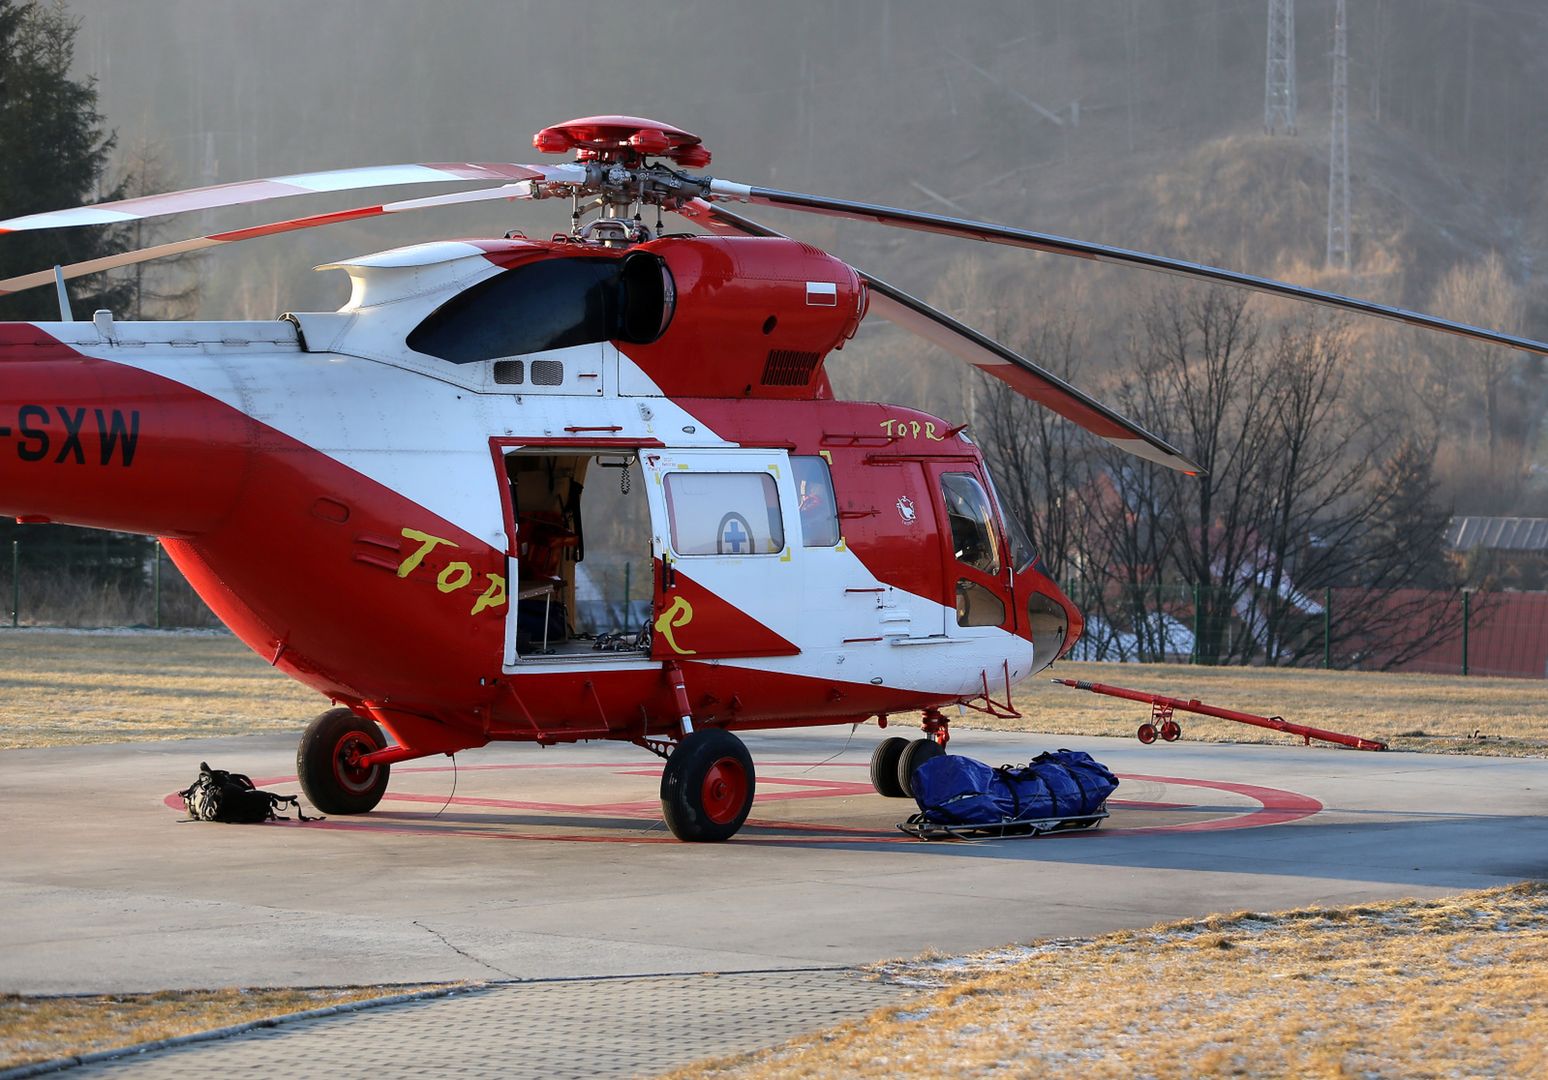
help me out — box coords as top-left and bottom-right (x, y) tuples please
(0, 163), (582, 234)
(679, 199), (1201, 474)
(706, 181), (1548, 359)
(0, 181), (544, 296)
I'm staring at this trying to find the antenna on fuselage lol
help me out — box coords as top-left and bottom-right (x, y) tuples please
(53, 266), (75, 321)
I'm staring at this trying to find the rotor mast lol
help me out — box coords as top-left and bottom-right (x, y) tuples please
(531, 117), (715, 246)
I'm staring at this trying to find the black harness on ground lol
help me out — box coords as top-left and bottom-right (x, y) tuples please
(178, 761), (319, 823)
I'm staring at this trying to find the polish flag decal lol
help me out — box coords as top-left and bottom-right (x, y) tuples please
(805, 281), (838, 306)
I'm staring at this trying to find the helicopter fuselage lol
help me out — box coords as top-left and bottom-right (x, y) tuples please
(0, 233), (1079, 765)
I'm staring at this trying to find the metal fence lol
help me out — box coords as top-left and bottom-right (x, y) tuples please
(4, 538), (1543, 678)
(2, 538), (220, 630)
(1065, 581), (1548, 679)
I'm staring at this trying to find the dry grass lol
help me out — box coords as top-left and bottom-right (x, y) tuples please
(0, 985), (456, 1071)
(0, 632), (1543, 755)
(669, 884), (1548, 1079)
(0, 629), (323, 748)
(1008, 660), (1548, 757)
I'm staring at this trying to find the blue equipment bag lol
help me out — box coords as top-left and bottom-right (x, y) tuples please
(911, 750), (1119, 826)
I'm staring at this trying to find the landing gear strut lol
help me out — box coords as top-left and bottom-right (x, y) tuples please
(296, 707), (390, 815)
(660, 728), (756, 842)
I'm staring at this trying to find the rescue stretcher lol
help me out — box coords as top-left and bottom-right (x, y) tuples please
(897, 805), (1109, 841)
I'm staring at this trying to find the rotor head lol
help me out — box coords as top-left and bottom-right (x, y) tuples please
(533, 115), (711, 170)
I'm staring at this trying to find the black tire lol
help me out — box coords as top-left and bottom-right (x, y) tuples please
(897, 737), (945, 799)
(661, 728), (756, 842)
(869, 736), (910, 798)
(296, 707), (390, 815)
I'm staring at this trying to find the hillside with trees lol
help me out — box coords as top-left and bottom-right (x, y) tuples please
(4, 0), (1544, 657)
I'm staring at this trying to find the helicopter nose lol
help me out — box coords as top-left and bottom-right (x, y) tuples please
(0, 329), (251, 537)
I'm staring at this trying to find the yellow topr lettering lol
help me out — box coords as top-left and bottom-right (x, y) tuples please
(471, 573), (507, 615)
(438, 562), (473, 592)
(910, 420), (921, 437)
(398, 528), (458, 578)
(880, 419), (895, 436)
(654, 595), (697, 655)
(925, 422), (941, 441)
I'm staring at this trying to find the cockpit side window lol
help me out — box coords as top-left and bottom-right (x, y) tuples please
(981, 468), (1036, 574)
(792, 455), (840, 547)
(939, 472), (1002, 576)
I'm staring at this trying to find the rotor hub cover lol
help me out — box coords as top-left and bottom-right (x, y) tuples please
(532, 115), (711, 168)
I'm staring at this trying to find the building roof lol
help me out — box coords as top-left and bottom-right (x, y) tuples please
(1445, 517), (1548, 553)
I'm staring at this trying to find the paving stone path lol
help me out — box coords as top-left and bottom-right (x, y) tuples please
(74, 969), (912, 1079)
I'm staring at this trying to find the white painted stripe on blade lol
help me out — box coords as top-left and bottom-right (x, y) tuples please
(1107, 437), (1195, 473)
(5, 208), (138, 229)
(279, 165), (458, 192)
(708, 179), (753, 200)
(384, 182), (533, 213)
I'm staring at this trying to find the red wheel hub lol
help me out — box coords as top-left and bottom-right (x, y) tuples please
(333, 732), (379, 794)
(700, 757), (748, 825)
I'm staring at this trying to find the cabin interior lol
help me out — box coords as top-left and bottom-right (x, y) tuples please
(504, 448), (653, 659)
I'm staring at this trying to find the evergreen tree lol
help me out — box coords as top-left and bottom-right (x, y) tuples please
(1, 0), (149, 621)
(0, 0), (133, 322)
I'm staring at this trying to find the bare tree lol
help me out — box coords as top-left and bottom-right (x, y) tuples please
(113, 139), (202, 321)
(978, 309), (1092, 582)
(1249, 318), (1461, 667)
(1411, 254), (1534, 509)
(1133, 287), (1278, 664)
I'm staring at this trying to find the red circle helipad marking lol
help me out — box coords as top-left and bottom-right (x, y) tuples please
(163, 761), (1321, 844)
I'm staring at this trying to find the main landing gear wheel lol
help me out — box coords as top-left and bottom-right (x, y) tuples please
(869, 736), (909, 798)
(897, 737), (945, 799)
(296, 707), (390, 815)
(661, 728), (756, 842)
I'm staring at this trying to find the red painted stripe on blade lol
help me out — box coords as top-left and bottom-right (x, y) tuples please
(209, 205), (387, 242)
(980, 360), (1133, 439)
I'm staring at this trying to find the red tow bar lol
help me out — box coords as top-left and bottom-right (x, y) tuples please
(1052, 678), (1387, 752)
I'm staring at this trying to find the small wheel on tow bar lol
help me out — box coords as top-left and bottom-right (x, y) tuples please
(897, 737), (945, 799)
(869, 736), (910, 798)
(1137, 722), (1158, 745)
(296, 707), (390, 815)
(661, 728), (756, 842)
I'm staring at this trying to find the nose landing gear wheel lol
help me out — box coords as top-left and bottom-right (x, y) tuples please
(869, 736), (910, 798)
(897, 737), (945, 799)
(661, 728), (756, 842)
(296, 707), (390, 815)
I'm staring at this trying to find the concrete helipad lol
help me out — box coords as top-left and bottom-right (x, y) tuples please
(3, 727), (1543, 999)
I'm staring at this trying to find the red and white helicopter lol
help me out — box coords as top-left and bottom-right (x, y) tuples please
(3, 116), (1543, 841)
